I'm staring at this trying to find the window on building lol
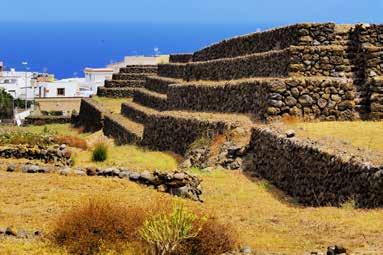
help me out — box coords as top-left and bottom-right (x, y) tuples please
(57, 88), (65, 96)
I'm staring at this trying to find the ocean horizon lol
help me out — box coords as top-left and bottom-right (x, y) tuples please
(0, 22), (276, 79)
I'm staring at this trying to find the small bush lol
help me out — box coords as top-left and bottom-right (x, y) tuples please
(92, 143), (108, 162)
(176, 217), (239, 255)
(140, 203), (201, 255)
(50, 198), (148, 255)
(54, 135), (88, 150)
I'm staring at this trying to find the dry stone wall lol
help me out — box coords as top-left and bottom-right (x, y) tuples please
(169, 54), (193, 63)
(264, 77), (356, 121)
(288, 46), (352, 78)
(97, 87), (135, 98)
(24, 116), (71, 126)
(365, 46), (383, 77)
(246, 126), (383, 208)
(0, 145), (72, 166)
(352, 24), (383, 47)
(119, 66), (157, 74)
(369, 77), (383, 119)
(104, 80), (145, 88)
(193, 23), (338, 61)
(167, 79), (269, 117)
(159, 46), (351, 81)
(144, 76), (181, 94)
(156, 23), (383, 119)
(142, 114), (238, 155)
(103, 114), (142, 145)
(75, 99), (107, 132)
(112, 73), (148, 81)
(167, 77), (356, 121)
(157, 63), (186, 79)
(185, 49), (290, 80)
(133, 89), (168, 111)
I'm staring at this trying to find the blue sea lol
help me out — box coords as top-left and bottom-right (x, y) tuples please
(0, 22), (274, 79)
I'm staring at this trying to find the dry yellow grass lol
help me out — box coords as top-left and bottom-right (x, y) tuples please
(1, 123), (383, 254)
(92, 97), (127, 113)
(285, 121), (383, 153)
(0, 170), (382, 254)
(72, 144), (178, 171)
(0, 124), (89, 138)
(35, 98), (81, 114)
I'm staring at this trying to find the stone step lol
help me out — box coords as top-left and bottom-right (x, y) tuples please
(79, 98), (253, 153)
(169, 53), (193, 63)
(104, 79), (145, 88)
(159, 45), (353, 81)
(133, 88), (168, 111)
(141, 109), (253, 155)
(145, 75), (182, 94)
(112, 73), (149, 80)
(125, 65), (158, 68)
(121, 100), (158, 124)
(103, 113), (144, 145)
(166, 76), (356, 121)
(97, 87), (136, 98)
(119, 66), (158, 74)
(193, 23), (338, 61)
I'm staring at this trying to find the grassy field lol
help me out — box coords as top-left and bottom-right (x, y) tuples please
(0, 170), (382, 254)
(0, 123), (383, 254)
(92, 97), (127, 113)
(284, 121), (383, 153)
(0, 124), (89, 138)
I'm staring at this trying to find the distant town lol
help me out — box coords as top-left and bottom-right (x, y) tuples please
(0, 55), (168, 123)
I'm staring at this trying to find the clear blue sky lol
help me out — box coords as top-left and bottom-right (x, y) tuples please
(1, 0), (382, 24)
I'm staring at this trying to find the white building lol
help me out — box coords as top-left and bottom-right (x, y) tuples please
(38, 78), (87, 98)
(84, 68), (113, 94)
(0, 69), (37, 99)
(107, 55), (169, 73)
(37, 68), (113, 98)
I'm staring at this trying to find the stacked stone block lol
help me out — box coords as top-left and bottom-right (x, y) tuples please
(77, 22), (383, 207)
(97, 65), (157, 98)
(369, 77), (383, 119)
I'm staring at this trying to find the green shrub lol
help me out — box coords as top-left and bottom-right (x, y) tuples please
(139, 203), (201, 255)
(0, 89), (13, 119)
(92, 143), (108, 162)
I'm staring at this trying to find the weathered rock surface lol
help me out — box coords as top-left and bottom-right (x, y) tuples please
(0, 144), (71, 166)
(4, 163), (203, 202)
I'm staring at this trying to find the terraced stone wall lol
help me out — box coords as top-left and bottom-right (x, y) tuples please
(365, 47), (383, 77)
(288, 46), (352, 78)
(246, 126), (383, 208)
(75, 99), (107, 132)
(145, 76), (179, 94)
(186, 49), (290, 80)
(104, 80), (145, 88)
(142, 114), (237, 155)
(169, 54), (193, 63)
(167, 79), (269, 118)
(369, 77), (383, 119)
(349, 25), (383, 118)
(24, 115), (71, 126)
(353, 24), (383, 47)
(97, 87), (135, 98)
(159, 46), (351, 81)
(157, 63), (186, 79)
(193, 23), (338, 61)
(103, 114), (142, 145)
(167, 77), (356, 121)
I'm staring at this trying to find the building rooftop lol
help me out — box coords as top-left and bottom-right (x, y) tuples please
(84, 68), (113, 73)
